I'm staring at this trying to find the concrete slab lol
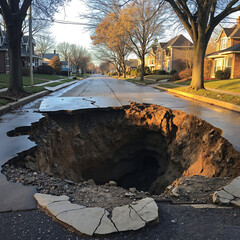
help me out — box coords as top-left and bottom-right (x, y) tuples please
(131, 198), (159, 223)
(224, 178), (240, 198)
(57, 207), (105, 236)
(46, 201), (85, 216)
(39, 96), (121, 112)
(34, 193), (69, 208)
(111, 205), (145, 231)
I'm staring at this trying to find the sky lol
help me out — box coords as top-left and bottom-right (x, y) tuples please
(51, 0), (92, 50)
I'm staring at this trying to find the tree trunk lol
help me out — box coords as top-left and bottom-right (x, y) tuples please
(140, 56), (145, 81)
(190, 33), (206, 90)
(7, 20), (25, 94)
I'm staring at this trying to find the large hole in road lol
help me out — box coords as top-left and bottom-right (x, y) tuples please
(8, 103), (240, 194)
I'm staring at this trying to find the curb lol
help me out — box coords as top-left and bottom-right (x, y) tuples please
(156, 86), (240, 113)
(0, 91), (49, 116)
(0, 80), (80, 116)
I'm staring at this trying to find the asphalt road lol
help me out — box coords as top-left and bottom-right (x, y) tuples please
(60, 75), (240, 151)
(1, 203), (240, 240)
(1, 75), (240, 240)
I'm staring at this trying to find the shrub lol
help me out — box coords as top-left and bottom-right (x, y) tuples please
(22, 67), (30, 76)
(179, 68), (192, 79)
(170, 70), (177, 75)
(171, 73), (180, 81)
(223, 68), (231, 79)
(49, 56), (62, 73)
(37, 65), (54, 75)
(215, 70), (224, 80)
(136, 66), (151, 76)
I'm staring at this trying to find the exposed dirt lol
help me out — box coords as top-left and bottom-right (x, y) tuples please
(5, 103), (240, 199)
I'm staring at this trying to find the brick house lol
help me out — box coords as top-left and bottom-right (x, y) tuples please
(206, 17), (240, 78)
(145, 34), (194, 72)
(0, 28), (41, 74)
(126, 59), (139, 72)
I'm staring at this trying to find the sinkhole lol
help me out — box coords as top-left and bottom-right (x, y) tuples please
(7, 103), (240, 194)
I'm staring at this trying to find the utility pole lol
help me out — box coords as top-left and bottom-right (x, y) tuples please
(28, 5), (33, 87)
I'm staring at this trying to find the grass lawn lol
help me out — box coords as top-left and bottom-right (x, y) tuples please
(127, 78), (156, 85)
(145, 75), (171, 80)
(24, 78), (77, 93)
(174, 78), (240, 93)
(158, 83), (240, 106)
(0, 99), (10, 107)
(0, 74), (68, 88)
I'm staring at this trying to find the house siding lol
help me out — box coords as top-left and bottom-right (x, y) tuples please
(232, 54), (240, 78)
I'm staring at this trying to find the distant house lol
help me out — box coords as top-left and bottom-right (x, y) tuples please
(144, 34), (194, 72)
(206, 16), (240, 78)
(42, 50), (59, 64)
(0, 28), (41, 74)
(126, 59), (138, 72)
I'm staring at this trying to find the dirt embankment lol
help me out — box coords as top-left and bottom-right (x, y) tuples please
(6, 103), (240, 195)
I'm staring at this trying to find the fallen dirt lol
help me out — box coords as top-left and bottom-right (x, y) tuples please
(6, 103), (240, 195)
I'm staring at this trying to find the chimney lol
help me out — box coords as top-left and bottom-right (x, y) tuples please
(54, 50), (56, 54)
(237, 16), (240, 26)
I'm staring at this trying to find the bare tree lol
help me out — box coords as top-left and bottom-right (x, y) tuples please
(57, 42), (71, 61)
(0, 0), (70, 95)
(69, 44), (91, 76)
(125, 0), (165, 80)
(35, 33), (56, 57)
(92, 44), (123, 76)
(165, 0), (240, 89)
(81, 0), (132, 30)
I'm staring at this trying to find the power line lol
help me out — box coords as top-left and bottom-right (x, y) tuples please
(32, 18), (96, 26)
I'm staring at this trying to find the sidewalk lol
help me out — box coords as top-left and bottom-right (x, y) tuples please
(127, 80), (240, 113)
(0, 79), (78, 115)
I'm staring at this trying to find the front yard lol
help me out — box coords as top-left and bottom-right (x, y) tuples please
(158, 81), (240, 106)
(0, 74), (69, 89)
(174, 78), (240, 94)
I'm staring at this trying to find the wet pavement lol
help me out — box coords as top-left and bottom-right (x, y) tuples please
(0, 74), (240, 239)
(46, 75), (240, 151)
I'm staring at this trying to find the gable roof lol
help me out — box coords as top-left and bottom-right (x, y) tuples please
(159, 42), (167, 48)
(43, 53), (59, 60)
(164, 34), (193, 49)
(126, 59), (138, 67)
(206, 42), (240, 58)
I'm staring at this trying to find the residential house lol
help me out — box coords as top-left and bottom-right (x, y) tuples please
(42, 50), (59, 64)
(126, 59), (139, 72)
(0, 28), (41, 74)
(206, 16), (240, 78)
(145, 46), (158, 72)
(145, 34), (194, 72)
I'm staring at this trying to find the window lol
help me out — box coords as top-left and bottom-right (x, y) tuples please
(220, 38), (227, 50)
(227, 56), (233, 67)
(214, 58), (224, 72)
(34, 58), (39, 67)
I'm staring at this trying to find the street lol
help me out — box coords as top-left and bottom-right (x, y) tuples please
(0, 75), (240, 240)
(55, 75), (240, 151)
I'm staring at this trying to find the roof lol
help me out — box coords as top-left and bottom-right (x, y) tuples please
(43, 53), (59, 60)
(159, 42), (167, 48)
(126, 59), (138, 67)
(152, 46), (158, 54)
(161, 34), (193, 49)
(223, 28), (235, 37)
(220, 25), (240, 39)
(21, 49), (41, 58)
(206, 42), (240, 58)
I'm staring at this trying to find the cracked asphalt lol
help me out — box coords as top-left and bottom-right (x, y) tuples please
(1, 203), (240, 240)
